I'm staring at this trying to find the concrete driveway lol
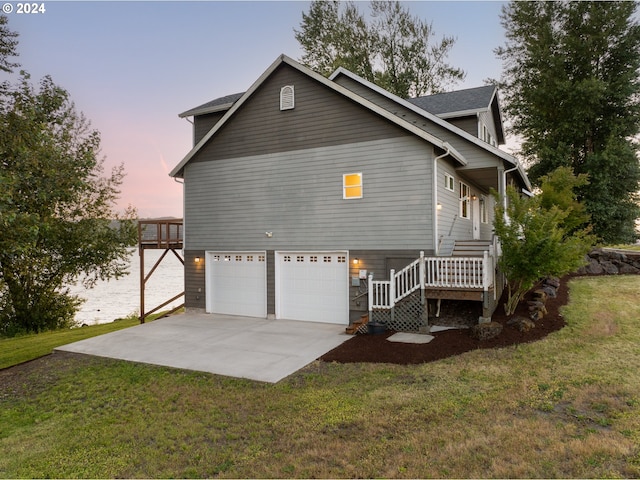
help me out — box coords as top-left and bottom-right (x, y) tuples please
(56, 313), (350, 383)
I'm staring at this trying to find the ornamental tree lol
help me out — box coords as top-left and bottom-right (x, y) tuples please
(494, 168), (594, 315)
(0, 73), (137, 336)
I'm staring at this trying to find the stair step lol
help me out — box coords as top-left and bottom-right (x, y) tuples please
(345, 314), (369, 335)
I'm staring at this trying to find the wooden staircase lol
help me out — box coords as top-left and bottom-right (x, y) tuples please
(345, 313), (369, 335)
(452, 240), (492, 257)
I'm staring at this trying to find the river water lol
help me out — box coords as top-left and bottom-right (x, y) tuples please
(68, 248), (185, 325)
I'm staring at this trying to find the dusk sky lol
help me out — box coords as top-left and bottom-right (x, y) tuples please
(6, 1), (509, 218)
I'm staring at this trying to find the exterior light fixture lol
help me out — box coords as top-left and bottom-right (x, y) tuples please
(352, 257), (359, 265)
(471, 194), (478, 201)
(195, 256), (201, 263)
(437, 203), (442, 210)
(265, 232), (273, 238)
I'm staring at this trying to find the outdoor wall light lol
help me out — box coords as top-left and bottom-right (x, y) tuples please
(437, 203), (442, 210)
(265, 232), (273, 238)
(195, 256), (201, 263)
(471, 194), (478, 201)
(352, 257), (360, 265)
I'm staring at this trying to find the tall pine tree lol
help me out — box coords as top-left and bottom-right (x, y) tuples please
(496, 1), (640, 243)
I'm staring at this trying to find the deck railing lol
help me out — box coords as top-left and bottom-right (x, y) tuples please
(368, 250), (494, 311)
(138, 219), (184, 249)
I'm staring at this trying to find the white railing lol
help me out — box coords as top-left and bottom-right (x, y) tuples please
(368, 250), (494, 311)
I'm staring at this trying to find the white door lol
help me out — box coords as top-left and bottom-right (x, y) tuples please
(276, 252), (349, 324)
(472, 197), (481, 240)
(206, 252), (266, 317)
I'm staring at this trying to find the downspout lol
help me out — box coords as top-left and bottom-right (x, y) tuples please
(433, 144), (451, 255)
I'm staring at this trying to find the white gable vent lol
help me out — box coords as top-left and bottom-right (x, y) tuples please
(280, 85), (295, 110)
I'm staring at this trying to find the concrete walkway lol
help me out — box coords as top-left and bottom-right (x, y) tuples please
(56, 313), (350, 383)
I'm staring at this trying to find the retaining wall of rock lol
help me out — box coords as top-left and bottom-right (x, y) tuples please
(575, 248), (640, 275)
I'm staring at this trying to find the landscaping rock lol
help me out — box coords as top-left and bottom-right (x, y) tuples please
(507, 316), (536, 332)
(576, 248), (640, 276)
(470, 322), (503, 341)
(532, 290), (547, 302)
(530, 309), (545, 321)
(544, 276), (561, 288)
(619, 264), (640, 275)
(541, 285), (557, 298)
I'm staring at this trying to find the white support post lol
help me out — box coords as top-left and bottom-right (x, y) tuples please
(419, 251), (425, 290)
(368, 273), (374, 316)
(483, 250), (489, 292)
(389, 269), (396, 309)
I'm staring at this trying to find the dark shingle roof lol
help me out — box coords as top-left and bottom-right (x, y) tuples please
(406, 85), (497, 116)
(179, 92), (245, 118)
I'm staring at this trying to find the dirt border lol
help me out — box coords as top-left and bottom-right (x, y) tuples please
(320, 275), (571, 365)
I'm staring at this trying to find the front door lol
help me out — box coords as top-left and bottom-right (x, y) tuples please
(472, 197), (480, 240)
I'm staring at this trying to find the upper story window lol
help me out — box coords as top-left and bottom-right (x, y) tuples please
(343, 173), (363, 199)
(280, 85), (295, 110)
(481, 124), (497, 147)
(444, 173), (455, 192)
(459, 181), (470, 219)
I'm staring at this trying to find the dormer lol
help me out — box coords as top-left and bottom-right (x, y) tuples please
(406, 85), (505, 146)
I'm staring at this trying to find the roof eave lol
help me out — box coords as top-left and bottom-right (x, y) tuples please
(178, 102), (235, 118)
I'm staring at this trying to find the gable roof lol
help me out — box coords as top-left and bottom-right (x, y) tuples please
(407, 85), (505, 145)
(170, 55), (467, 178)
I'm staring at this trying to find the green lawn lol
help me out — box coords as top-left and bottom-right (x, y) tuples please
(0, 311), (175, 370)
(1, 276), (640, 478)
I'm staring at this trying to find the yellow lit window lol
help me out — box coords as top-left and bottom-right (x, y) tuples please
(343, 173), (363, 199)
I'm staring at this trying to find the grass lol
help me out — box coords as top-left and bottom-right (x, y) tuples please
(605, 243), (640, 252)
(0, 310), (177, 370)
(1, 277), (640, 477)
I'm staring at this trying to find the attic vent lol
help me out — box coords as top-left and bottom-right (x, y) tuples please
(280, 85), (295, 110)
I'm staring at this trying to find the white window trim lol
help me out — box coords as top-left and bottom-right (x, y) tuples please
(343, 172), (363, 199)
(444, 173), (455, 192)
(459, 181), (470, 219)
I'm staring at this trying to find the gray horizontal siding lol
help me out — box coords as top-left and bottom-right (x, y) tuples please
(184, 249), (206, 310)
(194, 112), (226, 145)
(437, 160), (495, 242)
(193, 64), (409, 163)
(184, 137), (434, 251)
(334, 73), (507, 171)
(448, 116), (479, 138)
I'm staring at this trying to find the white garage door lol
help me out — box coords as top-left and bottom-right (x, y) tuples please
(206, 252), (266, 318)
(276, 252), (349, 325)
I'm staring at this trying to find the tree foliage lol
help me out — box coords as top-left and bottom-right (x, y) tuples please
(494, 168), (594, 316)
(0, 15), (19, 73)
(496, 1), (640, 244)
(295, 0), (465, 98)
(0, 73), (137, 336)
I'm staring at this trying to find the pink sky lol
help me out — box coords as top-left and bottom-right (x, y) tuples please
(7, 1), (509, 219)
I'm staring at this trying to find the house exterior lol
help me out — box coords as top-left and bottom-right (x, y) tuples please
(169, 54), (531, 330)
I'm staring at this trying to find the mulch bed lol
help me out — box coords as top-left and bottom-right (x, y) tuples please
(320, 275), (571, 365)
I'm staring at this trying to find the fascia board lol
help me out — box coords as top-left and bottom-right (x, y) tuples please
(437, 108), (488, 119)
(178, 103), (235, 118)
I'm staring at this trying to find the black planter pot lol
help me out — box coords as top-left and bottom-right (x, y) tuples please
(367, 322), (387, 335)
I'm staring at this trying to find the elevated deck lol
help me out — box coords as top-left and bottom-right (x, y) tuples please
(138, 219), (183, 250)
(137, 219), (184, 323)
